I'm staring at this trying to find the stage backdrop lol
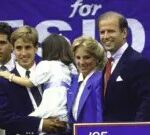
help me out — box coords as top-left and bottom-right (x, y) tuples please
(0, 0), (150, 60)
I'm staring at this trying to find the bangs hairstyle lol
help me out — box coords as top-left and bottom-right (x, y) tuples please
(10, 25), (38, 47)
(72, 36), (106, 70)
(42, 34), (73, 65)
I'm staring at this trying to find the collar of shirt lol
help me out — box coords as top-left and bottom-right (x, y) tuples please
(15, 62), (36, 77)
(112, 42), (128, 60)
(78, 69), (96, 84)
(106, 42), (128, 73)
(0, 55), (15, 71)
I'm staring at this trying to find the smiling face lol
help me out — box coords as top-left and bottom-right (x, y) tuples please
(74, 46), (97, 78)
(99, 16), (127, 55)
(13, 38), (37, 69)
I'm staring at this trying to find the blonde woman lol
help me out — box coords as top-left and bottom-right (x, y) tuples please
(67, 36), (105, 123)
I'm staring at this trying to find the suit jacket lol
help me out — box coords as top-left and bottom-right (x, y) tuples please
(67, 71), (103, 123)
(103, 46), (150, 122)
(0, 68), (41, 135)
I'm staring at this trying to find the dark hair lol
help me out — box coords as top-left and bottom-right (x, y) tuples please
(98, 11), (128, 32)
(42, 34), (73, 65)
(0, 22), (13, 41)
(119, 15), (128, 31)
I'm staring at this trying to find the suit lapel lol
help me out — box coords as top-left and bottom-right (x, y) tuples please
(110, 46), (132, 81)
(103, 46), (133, 100)
(12, 68), (20, 76)
(77, 76), (93, 119)
(11, 68), (35, 112)
(105, 47), (133, 97)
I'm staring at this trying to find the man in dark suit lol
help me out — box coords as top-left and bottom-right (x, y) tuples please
(98, 11), (150, 122)
(0, 22), (15, 135)
(0, 25), (66, 135)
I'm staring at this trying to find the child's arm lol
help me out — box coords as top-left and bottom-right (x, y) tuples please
(0, 71), (33, 87)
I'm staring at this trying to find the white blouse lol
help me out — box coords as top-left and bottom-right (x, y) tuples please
(29, 60), (77, 121)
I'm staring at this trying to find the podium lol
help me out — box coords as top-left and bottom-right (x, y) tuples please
(74, 122), (150, 135)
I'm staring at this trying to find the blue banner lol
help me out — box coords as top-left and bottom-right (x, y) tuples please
(0, 0), (150, 60)
(74, 122), (150, 135)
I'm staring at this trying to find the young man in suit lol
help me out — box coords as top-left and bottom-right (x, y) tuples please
(98, 11), (150, 122)
(0, 25), (66, 135)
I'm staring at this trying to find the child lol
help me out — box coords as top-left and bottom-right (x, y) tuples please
(0, 34), (77, 121)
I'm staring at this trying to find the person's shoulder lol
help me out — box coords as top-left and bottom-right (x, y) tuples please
(88, 70), (102, 83)
(126, 47), (150, 70)
(71, 73), (78, 79)
(126, 47), (149, 63)
(131, 48), (150, 63)
(36, 60), (52, 69)
(0, 76), (10, 88)
(37, 60), (49, 65)
(93, 70), (102, 78)
(41, 60), (62, 67)
(85, 71), (102, 90)
(0, 68), (18, 87)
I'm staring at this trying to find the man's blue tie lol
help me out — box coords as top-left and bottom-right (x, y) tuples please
(26, 70), (42, 106)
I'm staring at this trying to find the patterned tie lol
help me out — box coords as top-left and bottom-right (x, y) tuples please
(104, 57), (113, 96)
(25, 70), (42, 106)
(0, 65), (7, 71)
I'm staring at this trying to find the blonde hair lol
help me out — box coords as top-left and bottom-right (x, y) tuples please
(72, 36), (106, 70)
(10, 25), (38, 47)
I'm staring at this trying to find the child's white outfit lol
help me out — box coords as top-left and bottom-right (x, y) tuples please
(29, 60), (77, 121)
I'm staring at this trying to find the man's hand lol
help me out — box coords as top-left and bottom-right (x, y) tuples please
(42, 117), (67, 133)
